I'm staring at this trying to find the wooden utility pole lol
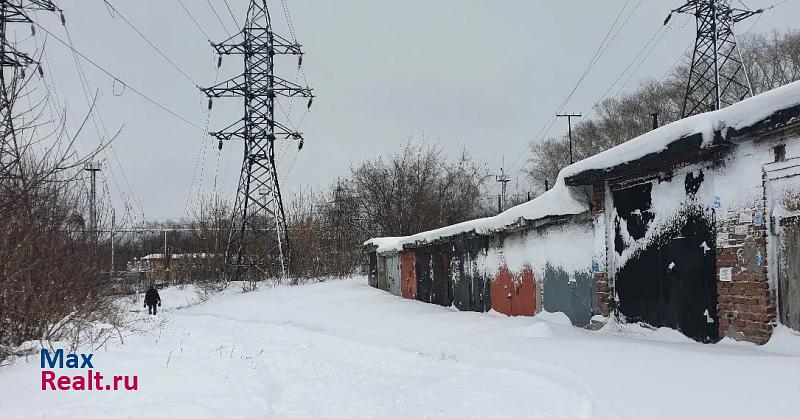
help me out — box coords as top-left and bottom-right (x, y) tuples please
(556, 113), (581, 164)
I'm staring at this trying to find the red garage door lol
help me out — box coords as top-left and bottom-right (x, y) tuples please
(400, 250), (417, 299)
(491, 266), (536, 316)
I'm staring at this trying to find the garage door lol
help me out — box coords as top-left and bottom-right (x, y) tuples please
(612, 180), (719, 343)
(779, 217), (800, 331)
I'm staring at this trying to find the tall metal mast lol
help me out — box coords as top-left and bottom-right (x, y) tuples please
(0, 0), (61, 177)
(202, 1), (313, 280)
(666, 0), (762, 118)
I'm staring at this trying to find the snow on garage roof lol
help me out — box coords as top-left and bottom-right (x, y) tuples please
(366, 81), (800, 254)
(365, 176), (588, 253)
(562, 80), (800, 183)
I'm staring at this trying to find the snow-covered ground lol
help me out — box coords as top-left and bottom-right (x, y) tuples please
(1, 277), (799, 419)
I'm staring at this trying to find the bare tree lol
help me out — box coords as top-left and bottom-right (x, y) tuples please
(0, 72), (121, 361)
(279, 139), (489, 279)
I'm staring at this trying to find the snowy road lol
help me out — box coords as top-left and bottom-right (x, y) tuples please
(1, 278), (799, 418)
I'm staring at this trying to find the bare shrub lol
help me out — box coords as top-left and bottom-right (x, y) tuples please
(0, 73), (119, 362)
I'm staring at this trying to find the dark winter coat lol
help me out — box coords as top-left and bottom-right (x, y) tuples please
(144, 288), (161, 306)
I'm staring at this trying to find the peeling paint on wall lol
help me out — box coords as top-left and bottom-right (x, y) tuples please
(609, 167), (719, 342)
(450, 235), (491, 312)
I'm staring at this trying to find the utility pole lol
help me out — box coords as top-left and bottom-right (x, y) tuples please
(163, 229), (168, 270)
(84, 161), (101, 235)
(665, 0), (762, 118)
(0, 1), (62, 178)
(202, 0), (314, 281)
(556, 113), (581, 164)
(110, 208), (115, 277)
(495, 160), (511, 213)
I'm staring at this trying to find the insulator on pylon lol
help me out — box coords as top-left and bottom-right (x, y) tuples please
(20, 69), (25, 79)
(298, 139), (304, 150)
(38, 64), (44, 78)
(298, 55), (302, 68)
(60, 11), (66, 25)
(208, 98), (213, 110)
(31, 24), (36, 36)
(218, 140), (223, 150)
(307, 96), (313, 109)
(217, 55), (223, 68)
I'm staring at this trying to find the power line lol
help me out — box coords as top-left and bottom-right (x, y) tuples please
(102, 0), (200, 88)
(60, 22), (147, 223)
(556, 0), (632, 112)
(32, 21), (204, 131)
(221, 0), (240, 28)
(282, 148), (300, 184)
(508, 0), (637, 172)
(594, 26), (666, 107)
(205, 0), (231, 36)
(615, 27), (669, 97)
(175, 0), (212, 42)
(183, 66), (220, 218)
(279, 0), (297, 41)
(38, 43), (141, 227)
(29, 8), (142, 227)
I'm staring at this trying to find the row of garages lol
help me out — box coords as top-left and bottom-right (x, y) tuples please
(368, 219), (598, 327)
(366, 81), (800, 344)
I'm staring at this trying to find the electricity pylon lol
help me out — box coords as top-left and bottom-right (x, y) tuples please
(666, 0), (762, 118)
(0, 0), (61, 177)
(202, 0), (313, 281)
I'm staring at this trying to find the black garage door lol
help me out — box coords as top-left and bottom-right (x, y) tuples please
(613, 179), (719, 343)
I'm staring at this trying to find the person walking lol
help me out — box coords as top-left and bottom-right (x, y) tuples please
(144, 286), (161, 315)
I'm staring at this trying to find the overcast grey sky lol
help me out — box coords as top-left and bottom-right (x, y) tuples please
(29, 0), (800, 222)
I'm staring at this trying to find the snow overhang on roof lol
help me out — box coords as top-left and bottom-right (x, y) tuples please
(366, 82), (800, 254)
(564, 80), (800, 186)
(364, 176), (589, 254)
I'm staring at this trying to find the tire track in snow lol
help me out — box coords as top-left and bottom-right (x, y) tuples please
(179, 311), (618, 418)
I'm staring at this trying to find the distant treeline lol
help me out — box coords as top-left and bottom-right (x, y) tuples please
(526, 30), (800, 191)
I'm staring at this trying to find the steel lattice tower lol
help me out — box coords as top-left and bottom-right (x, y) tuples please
(203, 1), (313, 280)
(0, 0), (60, 177)
(666, 0), (762, 118)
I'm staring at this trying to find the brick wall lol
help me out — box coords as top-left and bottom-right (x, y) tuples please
(592, 183), (613, 316)
(715, 201), (777, 344)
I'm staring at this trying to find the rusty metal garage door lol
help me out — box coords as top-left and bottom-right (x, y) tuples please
(400, 250), (417, 299)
